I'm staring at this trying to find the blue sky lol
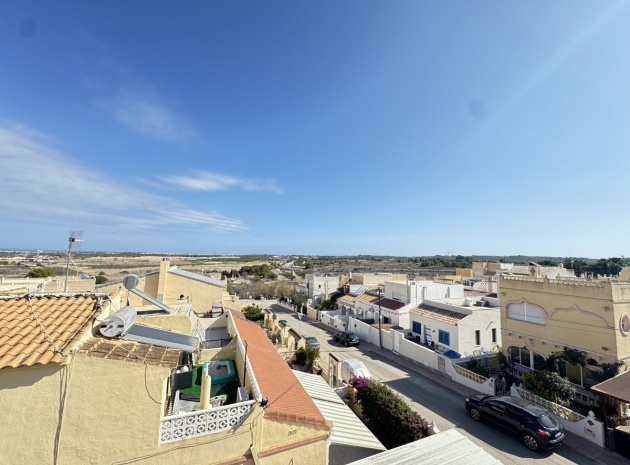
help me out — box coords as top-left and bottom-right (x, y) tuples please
(1, 1), (629, 258)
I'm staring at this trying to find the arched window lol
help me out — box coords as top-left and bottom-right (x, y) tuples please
(508, 346), (545, 370)
(507, 301), (546, 325)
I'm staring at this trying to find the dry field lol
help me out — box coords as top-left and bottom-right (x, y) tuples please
(0, 251), (268, 282)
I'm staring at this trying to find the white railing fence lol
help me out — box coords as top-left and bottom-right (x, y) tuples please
(159, 400), (256, 444)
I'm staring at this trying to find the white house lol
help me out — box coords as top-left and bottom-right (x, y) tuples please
(408, 295), (501, 357)
(383, 279), (465, 307)
(305, 273), (340, 305)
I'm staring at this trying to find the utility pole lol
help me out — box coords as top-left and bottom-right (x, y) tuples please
(378, 287), (382, 350)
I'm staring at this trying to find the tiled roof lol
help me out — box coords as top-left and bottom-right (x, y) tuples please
(355, 294), (379, 303)
(338, 295), (356, 304)
(0, 294), (101, 369)
(231, 314), (330, 428)
(77, 338), (181, 367)
(411, 305), (467, 325)
(376, 297), (405, 311)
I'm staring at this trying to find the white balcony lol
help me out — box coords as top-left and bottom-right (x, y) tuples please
(159, 400), (256, 444)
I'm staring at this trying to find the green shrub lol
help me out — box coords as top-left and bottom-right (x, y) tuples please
(295, 348), (307, 366)
(27, 267), (55, 278)
(467, 357), (489, 376)
(522, 370), (575, 406)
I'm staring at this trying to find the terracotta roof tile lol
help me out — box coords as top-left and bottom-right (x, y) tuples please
(411, 304), (467, 325)
(376, 297), (406, 310)
(77, 337), (181, 367)
(0, 294), (102, 370)
(231, 314), (329, 429)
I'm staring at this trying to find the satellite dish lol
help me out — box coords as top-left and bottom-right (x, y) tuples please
(123, 274), (139, 290)
(122, 274), (139, 307)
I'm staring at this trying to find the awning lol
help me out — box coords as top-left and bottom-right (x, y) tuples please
(443, 350), (461, 359)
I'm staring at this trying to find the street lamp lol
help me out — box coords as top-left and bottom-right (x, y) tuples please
(378, 288), (382, 349)
(298, 312), (303, 336)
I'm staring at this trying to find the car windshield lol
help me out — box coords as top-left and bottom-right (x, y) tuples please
(347, 333), (358, 338)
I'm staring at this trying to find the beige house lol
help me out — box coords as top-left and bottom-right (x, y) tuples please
(0, 294), (331, 465)
(97, 257), (239, 315)
(499, 274), (630, 388)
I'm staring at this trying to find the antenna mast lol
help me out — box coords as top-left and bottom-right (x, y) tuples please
(64, 231), (83, 292)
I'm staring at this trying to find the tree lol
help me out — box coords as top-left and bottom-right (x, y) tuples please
(351, 377), (429, 449)
(591, 361), (624, 383)
(241, 304), (264, 322)
(95, 271), (108, 284)
(522, 371), (575, 406)
(28, 267), (55, 278)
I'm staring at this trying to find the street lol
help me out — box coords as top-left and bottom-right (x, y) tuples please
(268, 304), (607, 465)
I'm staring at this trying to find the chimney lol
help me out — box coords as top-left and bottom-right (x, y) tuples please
(157, 257), (170, 303)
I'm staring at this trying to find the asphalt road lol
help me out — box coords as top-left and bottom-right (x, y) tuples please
(268, 304), (606, 465)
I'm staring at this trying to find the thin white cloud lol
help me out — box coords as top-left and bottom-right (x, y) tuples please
(161, 171), (284, 194)
(0, 122), (246, 234)
(97, 85), (197, 143)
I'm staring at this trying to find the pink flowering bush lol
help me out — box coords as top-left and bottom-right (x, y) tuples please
(350, 376), (429, 448)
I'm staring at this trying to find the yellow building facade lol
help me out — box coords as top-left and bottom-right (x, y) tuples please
(0, 296), (330, 465)
(499, 274), (630, 386)
(97, 258), (231, 313)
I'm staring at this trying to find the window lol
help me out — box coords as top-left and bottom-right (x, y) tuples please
(412, 321), (421, 333)
(492, 328), (497, 343)
(438, 330), (450, 346)
(488, 401), (506, 413)
(475, 330), (480, 346)
(508, 346), (545, 370)
(506, 301), (546, 325)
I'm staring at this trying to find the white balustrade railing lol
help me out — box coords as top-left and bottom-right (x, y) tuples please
(159, 400), (256, 444)
(513, 386), (585, 422)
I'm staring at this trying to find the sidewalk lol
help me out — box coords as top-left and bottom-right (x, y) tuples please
(364, 342), (627, 465)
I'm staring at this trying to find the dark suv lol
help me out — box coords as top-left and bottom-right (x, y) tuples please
(465, 395), (565, 452)
(333, 331), (360, 347)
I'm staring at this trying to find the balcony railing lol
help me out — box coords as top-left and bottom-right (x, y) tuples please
(159, 400), (256, 444)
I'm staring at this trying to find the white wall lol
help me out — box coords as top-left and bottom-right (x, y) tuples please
(453, 308), (501, 355)
(384, 281), (466, 307)
(408, 314), (460, 352)
(308, 274), (339, 301)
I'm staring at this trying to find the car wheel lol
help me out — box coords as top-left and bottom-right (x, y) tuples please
(345, 341), (349, 347)
(523, 434), (540, 452)
(469, 408), (482, 422)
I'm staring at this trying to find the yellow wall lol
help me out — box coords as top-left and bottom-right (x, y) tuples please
(136, 314), (192, 334)
(97, 263), (226, 313)
(500, 275), (630, 377)
(456, 268), (474, 278)
(0, 346), (327, 465)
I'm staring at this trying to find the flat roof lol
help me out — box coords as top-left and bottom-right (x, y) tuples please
(347, 429), (503, 465)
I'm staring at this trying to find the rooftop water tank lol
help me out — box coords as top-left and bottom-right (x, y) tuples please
(99, 306), (137, 337)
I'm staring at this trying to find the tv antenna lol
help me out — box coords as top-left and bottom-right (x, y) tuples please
(64, 231), (83, 292)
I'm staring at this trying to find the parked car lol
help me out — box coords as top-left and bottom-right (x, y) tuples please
(304, 336), (320, 349)
(277, 319), (288, 326)
(333, 331), (360, 347)
(465, 395), (565, 452)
